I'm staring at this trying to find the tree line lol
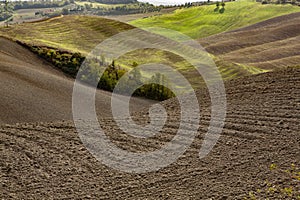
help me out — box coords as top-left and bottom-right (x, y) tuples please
(19, 42), (174, 101)
(65, 2), (161, 16)
(0, 0), (160, 22)
(13, 0), (70, 10)
(83, 0), (138, 4)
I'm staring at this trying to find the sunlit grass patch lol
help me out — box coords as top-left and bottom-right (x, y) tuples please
(131, 1), (300, 39)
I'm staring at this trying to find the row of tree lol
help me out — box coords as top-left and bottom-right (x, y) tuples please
(13, 0), (70, 10)
(65, 2), (161, 15)
(0, 0), (160, 23)
(259, 0), (300, 5)
(79, 0), (138, 4)
(20, 43), (174, 101)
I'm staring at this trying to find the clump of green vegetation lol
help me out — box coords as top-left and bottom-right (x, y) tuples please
(81, 59), (175, 101)
(244, 163), (300, 199)
(24, 44), (85, 77)
(19, 41), (174, 101)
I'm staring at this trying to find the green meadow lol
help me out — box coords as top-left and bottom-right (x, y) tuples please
(131, 1), (299, 39)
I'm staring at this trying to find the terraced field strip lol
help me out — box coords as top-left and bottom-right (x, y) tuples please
(199, 12), (300, 70)
(0, 15), (134, 55)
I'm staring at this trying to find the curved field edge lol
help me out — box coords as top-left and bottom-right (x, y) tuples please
(0, 15), (134, 55)
(199, 12), (300, 70)
(130, 1), (300, 39)
(1, 11), (299, 87)
(0, 14), (263, 86)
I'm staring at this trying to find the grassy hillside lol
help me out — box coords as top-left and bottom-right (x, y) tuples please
(130, 1), (300, 39)
(0, 15), (133, 55)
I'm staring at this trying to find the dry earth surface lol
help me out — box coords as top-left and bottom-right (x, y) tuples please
(0, 37), (155, 124)
(199, 12), (300, 70)
(1, 12), (300, 199)
(1, 67), (299, 199)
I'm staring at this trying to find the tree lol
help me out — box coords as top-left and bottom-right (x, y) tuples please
(214, 2), (220, 12)
(62, 8), (69, 15)
(220, 2), (225, 13)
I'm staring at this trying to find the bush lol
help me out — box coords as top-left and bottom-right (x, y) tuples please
(27, 45), (84, 77)
(81, 60), (174, 101)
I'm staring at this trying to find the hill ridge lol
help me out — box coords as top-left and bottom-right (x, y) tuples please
(0, 37), (154, 124)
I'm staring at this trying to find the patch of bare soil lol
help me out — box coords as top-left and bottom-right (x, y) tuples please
(1, 68), (299, 199)
(199, 12), (300, 69)
(0, 37), (155, 124)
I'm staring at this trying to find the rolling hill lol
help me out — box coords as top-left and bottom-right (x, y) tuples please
(199, 12), (300, 70)
(130, 1), (300, 39)
(1, 3), (298, 85)
(0, 15), (134, 55)
(0, 37), (155, 124)
(2, 2), (299, 55)
(1, 67), (299, 199)
(116, 11), (300, 81)
(1, 3), (300, 199)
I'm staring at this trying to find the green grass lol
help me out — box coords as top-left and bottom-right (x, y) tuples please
(130, 1), (300, 39)
(116, 49), (270, 88)
(0, 15), (133, 55)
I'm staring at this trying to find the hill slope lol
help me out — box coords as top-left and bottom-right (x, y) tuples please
(1, 12), (299, 83)
(199, 12), (300, 70)
(0, 37), (154, 124)
(0, 15), (134, 55)
(130, 1), (300, 39)
(1, 67), (299, 199)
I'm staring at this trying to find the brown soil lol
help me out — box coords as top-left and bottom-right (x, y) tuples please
(1, 67), (299, 199)
(199, 12), (300, 70)
(0, 37), (156, 124)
